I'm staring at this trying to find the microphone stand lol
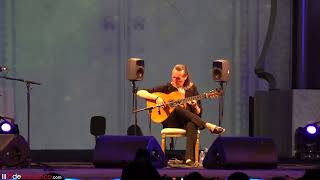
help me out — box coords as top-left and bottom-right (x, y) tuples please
(133, 103), (163, 135)
(132, 104), (162, 113)
(0, 75), (41, 146)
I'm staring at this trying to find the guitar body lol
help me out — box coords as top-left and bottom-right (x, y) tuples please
(144, 89), (221, 124)
(146, 91), (184, 123)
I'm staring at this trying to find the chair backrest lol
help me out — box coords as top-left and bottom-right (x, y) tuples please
(90, 116), (106, 136)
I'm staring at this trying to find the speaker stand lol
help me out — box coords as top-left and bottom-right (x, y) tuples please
(130, 80), (139, 135)
(218, 82), (225, 135)
(148, 109), (152, 135)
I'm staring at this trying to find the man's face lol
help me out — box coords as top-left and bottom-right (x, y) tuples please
(171, 70), (187, 87)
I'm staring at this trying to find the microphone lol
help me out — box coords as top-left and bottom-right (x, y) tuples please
(0, 66), (8, 72)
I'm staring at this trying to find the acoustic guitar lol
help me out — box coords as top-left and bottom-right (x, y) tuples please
(146, 89), (222, 123)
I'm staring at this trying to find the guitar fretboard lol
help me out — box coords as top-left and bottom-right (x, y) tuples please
(169, 93), (208, 106)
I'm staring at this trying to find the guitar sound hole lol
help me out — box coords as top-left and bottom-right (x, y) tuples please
(168, 100), (175, 107)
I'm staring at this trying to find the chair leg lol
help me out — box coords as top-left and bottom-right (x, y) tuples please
(195, 132), (200, 165)
(161, 134), (166, 154)
(169, 137), (174, 150)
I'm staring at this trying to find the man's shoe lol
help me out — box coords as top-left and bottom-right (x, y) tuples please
(185, 159), (193, 166)
(209, 126), (225, 134)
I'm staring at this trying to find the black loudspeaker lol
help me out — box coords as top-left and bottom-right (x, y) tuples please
(90, 116), (106, 136)
(126, 58), (144, 81)
(212, 59), (230, 82)
(0, 134), (30, 167)
(203, 137), (277, 169)
(93, 135), (166, 168)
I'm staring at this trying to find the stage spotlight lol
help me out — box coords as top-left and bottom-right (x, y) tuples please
(306, 124), (317, 135)
(295, 123), (320, 160)
(1, 121), (12, 132)
(0, 119), (18, 134)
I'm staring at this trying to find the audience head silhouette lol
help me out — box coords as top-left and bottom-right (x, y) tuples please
(184, 171), (204, 180)
(228, 172), (249, 180)
(297, 169), (320, 180)
(121, 149), (161, 180)
(127, 124), (143, 136)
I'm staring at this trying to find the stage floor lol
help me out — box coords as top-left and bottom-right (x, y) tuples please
(0, 161), (319, 180)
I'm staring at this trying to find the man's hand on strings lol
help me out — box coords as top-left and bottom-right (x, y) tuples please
(187, 100), (198, 107)
(156, 96), (166, 106)
(187, 100), (201, 115)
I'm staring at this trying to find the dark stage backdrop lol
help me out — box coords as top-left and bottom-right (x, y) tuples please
(293, 0), (320, 89)
(0, 0), (292, 150)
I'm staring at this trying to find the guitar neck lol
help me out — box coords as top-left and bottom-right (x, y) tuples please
(173, 93), (207, 105)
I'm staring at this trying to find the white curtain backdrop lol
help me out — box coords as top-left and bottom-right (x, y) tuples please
(0, 0), (291, 150)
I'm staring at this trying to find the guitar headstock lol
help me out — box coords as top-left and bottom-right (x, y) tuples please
(206, 89), (223, 99)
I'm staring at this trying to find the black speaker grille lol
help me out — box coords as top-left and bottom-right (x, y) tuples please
(203, 137), (278, 169)
(0, 134), (30, 167)
(93, 135), (166, 168)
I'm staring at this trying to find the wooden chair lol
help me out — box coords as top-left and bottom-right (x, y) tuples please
(161, 128), (200, 165)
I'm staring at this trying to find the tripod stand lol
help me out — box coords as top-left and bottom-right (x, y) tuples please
(0, 75), (41, 145)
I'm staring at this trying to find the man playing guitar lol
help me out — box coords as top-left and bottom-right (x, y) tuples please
(137, 64), (225, 166)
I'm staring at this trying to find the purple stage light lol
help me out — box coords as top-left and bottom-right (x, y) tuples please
(306, 124), (317, 135)
(1, 122), (12, 132)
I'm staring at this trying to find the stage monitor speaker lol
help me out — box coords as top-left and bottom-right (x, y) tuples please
(0, 134), (30, 167)
(203, 137), (277, 169)
(212, 59), (230, 82)
(90, 116), (106, 136)
(93, 135), (166, 168)
(127, 58), (144, 81)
